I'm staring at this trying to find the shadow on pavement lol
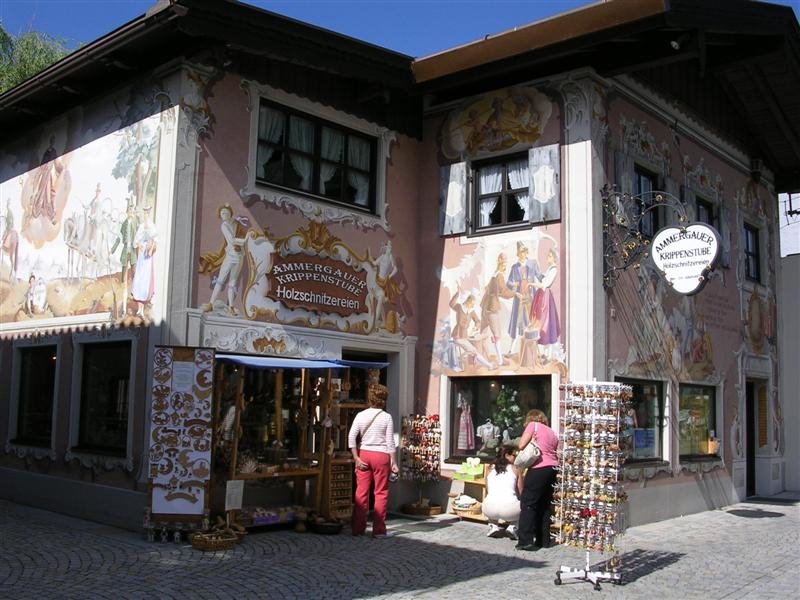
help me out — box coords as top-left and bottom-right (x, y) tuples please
(588, 548), (684, 585)
(725, 508), (785, 518)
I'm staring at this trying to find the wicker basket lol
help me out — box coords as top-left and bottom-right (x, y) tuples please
(452, 502), (483, 518)
(402, 503), (443, 516)
(190, 532), (239, 552)
(308, 520), (344, 535)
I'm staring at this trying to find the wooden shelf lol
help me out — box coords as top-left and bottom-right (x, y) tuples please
(231, 468), (321, 480)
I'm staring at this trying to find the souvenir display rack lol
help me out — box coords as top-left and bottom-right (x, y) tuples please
(553, 381), (632, 591)
(400, 414), (442, 483)
(400, 414), (443, 514)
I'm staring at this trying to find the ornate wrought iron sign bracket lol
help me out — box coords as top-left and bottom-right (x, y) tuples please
(602, 185), (688, 290)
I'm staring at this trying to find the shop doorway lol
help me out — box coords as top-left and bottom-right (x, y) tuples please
(744, 380), (768, 498)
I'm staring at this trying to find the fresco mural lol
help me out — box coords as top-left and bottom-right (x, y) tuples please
(0, 93), (176, 326)
(198, 215), (408, 336)
(431, 231), (566, 376)
(439, 85), (552, 160)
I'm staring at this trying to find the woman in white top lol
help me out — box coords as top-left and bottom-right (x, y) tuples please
(482, 445), (522, 540)
(348, 384), (397, 538)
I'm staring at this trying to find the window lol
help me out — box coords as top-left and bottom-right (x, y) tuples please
(77, 341), (131, 454)
(696, 198), (715, 226)
(743, 223), (760, 282)
(256, 101), (376, 212)
(679, 385), (717, 457)
(448, 376), (550, 462)
(473, 154), (529, 230)
(634, 166), (660, 237)
(15, 346), (57, 446)
(617, 378), (664, 462)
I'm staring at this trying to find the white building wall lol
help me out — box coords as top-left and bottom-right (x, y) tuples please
(779, 253), (800, 491)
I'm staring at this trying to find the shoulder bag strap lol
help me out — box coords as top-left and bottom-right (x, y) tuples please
(361, 409), (383, 438)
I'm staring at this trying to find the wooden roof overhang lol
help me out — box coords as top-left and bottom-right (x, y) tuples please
(414, 0), (800, 192)
(0, 0), (420, 141)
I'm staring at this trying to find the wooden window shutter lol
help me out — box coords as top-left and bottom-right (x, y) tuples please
(439, 162), (468, 236)
(528, 144), (561, 223)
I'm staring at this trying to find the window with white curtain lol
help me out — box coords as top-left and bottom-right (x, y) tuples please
(473, 154), (529, 230)
(256, 101), (376, 211)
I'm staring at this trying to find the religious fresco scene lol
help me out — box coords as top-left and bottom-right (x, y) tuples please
(431, 231), (566, 377)
(198, 212), (409, 337)
(439, 84), (553, 160)
(0, 93), (174, 326)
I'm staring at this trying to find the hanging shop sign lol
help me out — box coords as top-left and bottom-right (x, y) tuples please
(267, 254), (368, 317)
(650, 223), (720, 295)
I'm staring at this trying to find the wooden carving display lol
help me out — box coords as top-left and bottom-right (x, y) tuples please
(148, 346), (215, 519)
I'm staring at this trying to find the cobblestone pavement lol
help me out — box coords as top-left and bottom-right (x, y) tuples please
(1, 496), (798, 600)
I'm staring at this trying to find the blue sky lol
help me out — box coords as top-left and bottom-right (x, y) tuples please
(2, 0), (794, 59)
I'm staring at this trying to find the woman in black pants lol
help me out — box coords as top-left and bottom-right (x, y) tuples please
(516, 409), (559, 550)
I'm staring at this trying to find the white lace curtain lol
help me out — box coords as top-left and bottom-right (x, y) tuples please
(258, 106), (285, 177)
(348, 135), (371, 206)
(507, 158), (530, 220)
(319, 127), (343, 195)
(289, 116), (314, 190)
(479, 164), (503, 227)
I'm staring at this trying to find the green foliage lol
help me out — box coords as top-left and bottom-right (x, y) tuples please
(0, 24), (71, 94)
(492, 385), (523, 436)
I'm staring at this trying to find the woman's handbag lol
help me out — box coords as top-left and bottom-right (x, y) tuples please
(514, 423), (542, 469)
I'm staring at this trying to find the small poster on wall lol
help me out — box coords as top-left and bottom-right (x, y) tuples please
(148, 346), (215, 521)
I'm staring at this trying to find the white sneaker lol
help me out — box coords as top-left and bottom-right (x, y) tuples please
(506, 525), (518, 540)
(373, 531), (397, 539)
(487, 524), (503, 538)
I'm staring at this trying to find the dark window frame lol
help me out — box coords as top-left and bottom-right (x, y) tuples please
(743, 223), (761, 282)
(14, 345), (57, 447)
(678, 384), (718, 459)
(446, 375), (551, 463)
(696, 197), (715, 226)
(634, 165), (661, 238)
(471, 152), (530, 233)
(76, 341), (132, 456)
(256, 100), (378, 214)
(616, 377), (665, 463)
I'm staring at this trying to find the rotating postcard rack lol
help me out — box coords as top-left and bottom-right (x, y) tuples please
(553, 381), (632, 591)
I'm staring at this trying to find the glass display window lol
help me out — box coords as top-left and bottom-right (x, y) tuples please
(15, 345), (57, 446)
(617, 378), (664, 462)
(679, 384), (717, 457)
(448, 376), (550, 462)
(77, 341), (131, 454)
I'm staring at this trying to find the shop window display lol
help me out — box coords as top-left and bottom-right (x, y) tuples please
(77, 341), (131, 454)
(616, 378), (663, 462)
(14, 345), (57, 446)
(679, 385), (718, 457)
(448, 376), (550, 461)
(215, 363), (306, 472)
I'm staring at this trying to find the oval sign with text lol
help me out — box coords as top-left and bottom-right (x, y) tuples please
(651, 223), (720, 295)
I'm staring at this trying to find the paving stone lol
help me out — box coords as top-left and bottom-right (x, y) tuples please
(0, 498), (798, 599)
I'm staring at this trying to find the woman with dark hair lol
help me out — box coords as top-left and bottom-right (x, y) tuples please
(516, 409), (559, 551)
(482, 444), (522, 540)
(348, 384), (398, 538)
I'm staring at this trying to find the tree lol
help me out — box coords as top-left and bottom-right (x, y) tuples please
(0, 24), (71, 94)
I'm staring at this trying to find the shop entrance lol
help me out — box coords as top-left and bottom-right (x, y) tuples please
(745, 380), (766, 497)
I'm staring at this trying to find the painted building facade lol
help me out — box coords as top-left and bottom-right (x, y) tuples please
(1, 0), (797, 528)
